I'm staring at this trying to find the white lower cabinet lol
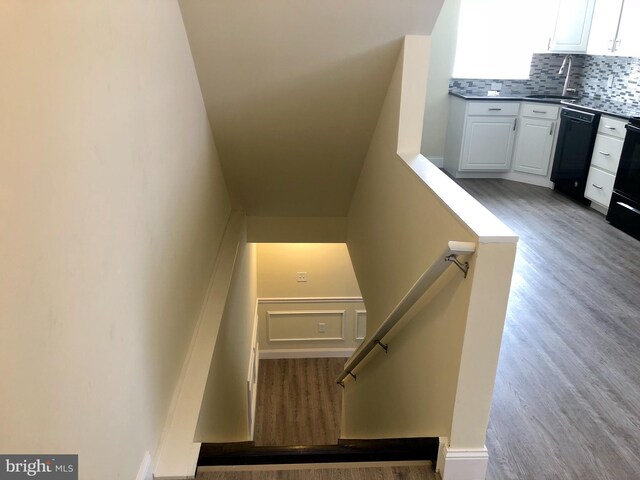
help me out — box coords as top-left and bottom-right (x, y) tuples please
(512, 117), (556, 176)
(443, 99), (519, 173)
(584, 114), (626, 210)
(460, 116), (517, 171)
(512, 103), (560, 177)
(585, 167), (616, 207)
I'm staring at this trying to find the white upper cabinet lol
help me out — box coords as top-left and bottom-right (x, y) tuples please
(587, 0), (624, 55)
(588, 0), (640, 56)
(549, 0), (596, 53)
(615, 0), (640, 57)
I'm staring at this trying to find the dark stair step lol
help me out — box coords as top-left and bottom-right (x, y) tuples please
(198, 437), (438, 466)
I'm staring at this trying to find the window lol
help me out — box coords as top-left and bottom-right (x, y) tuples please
(453, 0), (558, 79)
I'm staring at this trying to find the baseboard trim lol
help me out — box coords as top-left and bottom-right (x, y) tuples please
(258, 297), (363, 305)
(135, 451), (153, 480)
(436, 439), (488, 480)
(590, 201), (608, 215)
(259, 348), (355, 359)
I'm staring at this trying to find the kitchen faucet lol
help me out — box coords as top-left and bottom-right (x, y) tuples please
(559, 55), (577, 97)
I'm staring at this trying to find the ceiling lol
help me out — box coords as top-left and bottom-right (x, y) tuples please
(178, 0), (444, 216)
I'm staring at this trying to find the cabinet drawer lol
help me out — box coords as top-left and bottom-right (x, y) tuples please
(521, 103), (560, 120)
(590, 134), (624, 173)
(585, 167), (615, 207)
(467, 102), (520, 116)
(598, 116), (627, 139)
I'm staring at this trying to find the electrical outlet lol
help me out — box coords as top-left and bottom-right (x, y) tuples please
(490, 82), (503, 91)
(607, 74), (615, 88)
(318, 322), (326, 333)
(296, 272), (307, 282)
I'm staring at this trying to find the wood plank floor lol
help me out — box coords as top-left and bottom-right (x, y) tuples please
(253, 358), (344, 446)
(196, 465), (437, 480)
(457, 179), (640, 480)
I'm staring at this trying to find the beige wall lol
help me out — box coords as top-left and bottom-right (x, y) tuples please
(342, 36), (516, 457)
(256, 244), (364, 352)
(257, 244), (361, 298)
(344, 39), (476, 439)
(179, 0), (444, 218)
(421, 0), (462, 160)
(195, 233), (257, 442)
(0, 2), (230, 479)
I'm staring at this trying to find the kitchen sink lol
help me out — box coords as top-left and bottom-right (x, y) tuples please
(526, 94), (578, 101)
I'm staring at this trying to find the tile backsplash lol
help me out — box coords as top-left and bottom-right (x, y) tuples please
(450, 53), (640, 112)
(577, 55), (640, 112)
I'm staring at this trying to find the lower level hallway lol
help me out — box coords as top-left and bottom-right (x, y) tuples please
(458, 179), (640, 480)
(253, 358), (343, 446)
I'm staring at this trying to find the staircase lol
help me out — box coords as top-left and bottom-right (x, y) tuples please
(194, 357), (438, 478)
(198, 437), (439, 467)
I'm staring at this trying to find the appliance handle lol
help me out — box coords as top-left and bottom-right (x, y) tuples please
(626, 124), (640, 135)
(617, 201), (640, 215)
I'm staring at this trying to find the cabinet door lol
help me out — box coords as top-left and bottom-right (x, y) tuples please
(587, 0), (623, 55)
(549, 0), (596, 53)
(513, 118), (556, 176)
(615, 0), (640, 57)
(460, 116), (517, 171)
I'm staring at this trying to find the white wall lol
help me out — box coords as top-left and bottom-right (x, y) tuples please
(0, 2), (230, 479)
(421, 0), (462, 162)
(195, 233), (257, 442)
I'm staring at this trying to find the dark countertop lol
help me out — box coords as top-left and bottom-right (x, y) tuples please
(449, 90), (638, 120)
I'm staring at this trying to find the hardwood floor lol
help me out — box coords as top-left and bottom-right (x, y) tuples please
(253, 358), (344, 446)
(196, 465), (437, 480)
(457, 179), (640, 480)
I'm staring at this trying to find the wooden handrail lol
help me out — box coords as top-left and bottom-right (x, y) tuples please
(336, 241), (476, 386)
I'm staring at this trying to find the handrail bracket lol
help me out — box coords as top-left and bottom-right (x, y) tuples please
(375, 339), (389, 353)
(445, 254), (470, 278)
(335, 241), (476, 386)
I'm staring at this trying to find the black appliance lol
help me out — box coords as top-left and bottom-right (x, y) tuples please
(551, 108), (600, 205)
(606, 117), (640, 240)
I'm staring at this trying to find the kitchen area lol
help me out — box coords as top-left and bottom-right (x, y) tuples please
(443, 0), (640, 241)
